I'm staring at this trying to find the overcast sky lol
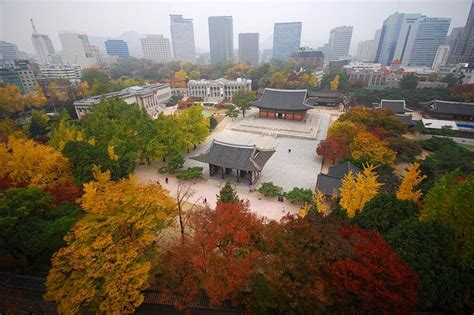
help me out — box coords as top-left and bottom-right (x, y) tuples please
(0, 0), (471, 56)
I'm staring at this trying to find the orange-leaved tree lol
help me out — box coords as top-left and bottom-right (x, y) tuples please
(339, 164), (382, 217)
(396, 162), (427, 203)
(44, 167), (176, 314)
(155, 201), (265, 309)
(0, 136), (73, 188)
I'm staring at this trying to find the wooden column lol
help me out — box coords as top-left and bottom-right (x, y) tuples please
(237, 169), (240, 182)
(221, 166), (225, 179)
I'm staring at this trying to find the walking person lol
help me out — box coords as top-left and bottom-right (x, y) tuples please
(165, 177), (169, 184)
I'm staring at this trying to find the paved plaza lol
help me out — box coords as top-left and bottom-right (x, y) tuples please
(135, 107), (331, 219)
(185, 107), (330, 191)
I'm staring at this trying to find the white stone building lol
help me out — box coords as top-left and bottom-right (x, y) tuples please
(74, 83), (171, 120)
(141, 35), (173, 63)
(187, 78), (252, 102)
(39, 64), (82, 84)
(59, 32), (97, 67)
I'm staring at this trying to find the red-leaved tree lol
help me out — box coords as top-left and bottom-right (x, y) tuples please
(326, 226), (419, 313)
(316, 138), (350, 163)
(45, 182), (82, 206)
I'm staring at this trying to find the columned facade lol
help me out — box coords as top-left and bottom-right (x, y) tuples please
(258, 109), (306, 121)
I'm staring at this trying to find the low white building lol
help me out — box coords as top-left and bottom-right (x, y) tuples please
(74, 83), (171, 120)
(187, 78), (252, 102)
(39, 64), (82, 84)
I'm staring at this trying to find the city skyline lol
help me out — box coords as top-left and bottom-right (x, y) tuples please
(1, 0), (471, 57)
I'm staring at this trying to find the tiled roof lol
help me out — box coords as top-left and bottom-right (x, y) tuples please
(252, 88), (312, 111)
(420, 100), (474, 116)
(375, 99), (410, 114)
(191, 140), (275, 172)
(327, 161), (362, 178)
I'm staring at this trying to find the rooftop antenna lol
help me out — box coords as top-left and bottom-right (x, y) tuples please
(30, 18), (37, 34)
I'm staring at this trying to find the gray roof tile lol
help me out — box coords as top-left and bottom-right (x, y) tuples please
(253, 88), (312, 111)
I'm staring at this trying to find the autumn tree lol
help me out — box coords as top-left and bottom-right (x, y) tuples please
(422, 172), (474, 266)
(49, 114), (84, 151)
(253, 214), (418, 314)
(0, 119), (26, 143)
(232, 89), (256, 117)
(170, 69), (188, 88)
(217, 180), (240, 203)
(327, 120), (362, 145)
(396, 162), (427, 203)
(326, 225), (419, 313)
(270, 72), (286, 89)
(45, 168), (176, 314)
(0, 136), (73, 189)
(188, 70), (201, 80)
(0, 84), (27, 114)
(48, 81), (70, 111)
(316, 137), (349, 163)
(156, 201), (264, 309)
(338, 107), (406, 136)
(25, 84), (47, 107)
(0, 188), (79, 265)
(330, 74), (340, 91)
(339, 164), (382, 217)
(352, 193), (419, 235)
(154, 113), (187, 159)
(177, 105), (210, 149)
(350, 131), (397, 165)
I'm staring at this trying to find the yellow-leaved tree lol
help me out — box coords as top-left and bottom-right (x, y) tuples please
(396, 162), (427, 203)
(0, 136), (72, 188)
(350, 131), (397, 166)
(50, 116), (84, 151)
(330, 74), (340, 91)
(44, 167), (176, 314)
(314, 189), (331, 215)
(339, 164), (382, 217)
(25, 84), (47, 107)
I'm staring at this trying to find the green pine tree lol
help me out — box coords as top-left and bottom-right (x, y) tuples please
(217, 181), (240, 203)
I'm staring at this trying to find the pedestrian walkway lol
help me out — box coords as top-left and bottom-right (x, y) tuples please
(134, 164), (299, 221)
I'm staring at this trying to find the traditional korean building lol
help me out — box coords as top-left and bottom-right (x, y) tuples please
(315, 161), (361, 196)
(252, 88), (312, 121)
(374, 99), (412, 114)
(306, 91), (342, 107)
(420, 100), (474, 121)
(191, 140), (275, 185)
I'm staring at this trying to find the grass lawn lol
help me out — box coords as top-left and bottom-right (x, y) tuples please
(458, 143), (474, 150)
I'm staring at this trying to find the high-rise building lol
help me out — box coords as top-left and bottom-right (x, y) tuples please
(356, 40), (372, 62)
(368, 29), (382, 62)
(272, 22), (302, 61)
(170, 14), (196, 62)
(14, 60), (38, 93)
(141, 35), (173, 63)
(328, 26), (353, 62)
(375, 13), (422, 65)
(396, 16), (450, 67)
(59, 32), (97, 67)
(238, 33), (259, 66)
(39, 64), (82, 84)
(208, 16), (233, 63)
(446, 27), (464, 51)
(448, 2), (474, 64)
(0, 41), (20, 62)
(432, 44), (451, 70)
(30, 19), (55, 65)
(105, 40), (130, 59)
(291, 47), (324, 70)
(261, 49), (273, 63)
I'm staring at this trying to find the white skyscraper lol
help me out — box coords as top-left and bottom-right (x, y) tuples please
(368, 29), (382, 62)
(328, 26), (353, 61)
(59, 32), (97, 67)
(141, 35), (173, 63)
(30, 19), (55, 65)
(356, 40), (372, 62)
(170, 15), (196, 62)
(432, 45), (451, 70)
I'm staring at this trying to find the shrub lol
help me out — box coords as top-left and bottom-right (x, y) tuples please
(283, 187), (313, 204)
(176, 167), (203, 180)
(258, 182), (281, 198)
